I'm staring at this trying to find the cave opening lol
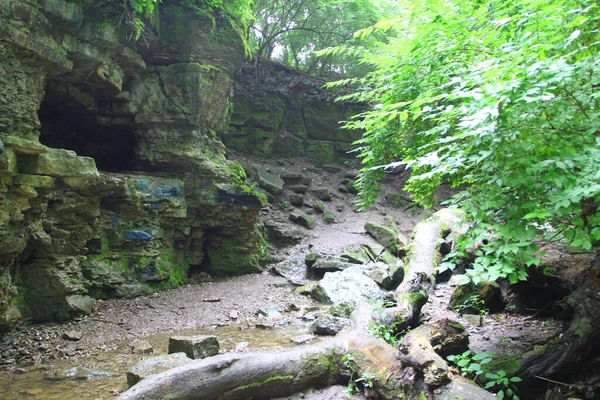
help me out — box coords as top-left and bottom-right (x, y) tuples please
(38, 81), (136, 172)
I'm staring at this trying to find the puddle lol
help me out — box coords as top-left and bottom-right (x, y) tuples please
(0, 324), (316, 399)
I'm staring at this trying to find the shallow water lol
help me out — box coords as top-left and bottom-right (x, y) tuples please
(0, 324), (314, 400)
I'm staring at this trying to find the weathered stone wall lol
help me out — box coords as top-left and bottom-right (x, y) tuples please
(0, 0), (267, 331)
(224, 62), (364, 165)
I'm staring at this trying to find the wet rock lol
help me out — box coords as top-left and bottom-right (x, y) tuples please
(254, 166), (284, 195)
(126, 353), (192, 387)
(338, 185), (349, 194)
(168, 335), (220, 360)
(45, 367), (78, 380)
(62, 330), (83, 341)
(310, 314), (351, 336)
(280, 173), (305, 185)
(130, 339), (154, 354)
(289, 210), (315, 229)
(75, 368), (113, 380)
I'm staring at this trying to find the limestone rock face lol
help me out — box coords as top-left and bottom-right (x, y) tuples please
(224, 62), (365, 165)
(0, 1), (267, 331)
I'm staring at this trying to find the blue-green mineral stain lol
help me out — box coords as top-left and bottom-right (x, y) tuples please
(125, 230), (152, 240)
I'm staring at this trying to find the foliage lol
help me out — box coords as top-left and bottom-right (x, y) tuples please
(251, 0), (384, 78)
(341, 353), (376, 397)
(485, 370), (523, 400)
(452, 294), (489, 315)
(368, 300), (406, 346)
(324, 0), (600, 283)
(447, 350), (493, 380)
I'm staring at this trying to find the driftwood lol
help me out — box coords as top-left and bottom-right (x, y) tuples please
(118, 209), (493, 400)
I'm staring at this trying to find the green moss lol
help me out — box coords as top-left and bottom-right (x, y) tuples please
(237, 374), (294, 391)
(302, 351), (341, 376)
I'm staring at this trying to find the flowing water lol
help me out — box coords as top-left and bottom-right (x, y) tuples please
(0, 324), (315, 399)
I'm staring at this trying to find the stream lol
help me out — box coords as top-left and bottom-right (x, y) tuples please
(1, 324), (314, 399)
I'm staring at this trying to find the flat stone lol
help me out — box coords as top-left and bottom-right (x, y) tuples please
(168, 335), (219, 360)
(19, 148), (98, 177)
(291, 334), (316, 344)
(254, 166), (284, 195)
(311, 256), (355, 274)
(13, 174), (55, 188)
(289, 210), (315, 229)
(126, 353), (192, 387)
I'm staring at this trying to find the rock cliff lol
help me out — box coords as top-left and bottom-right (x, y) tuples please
(224, 61), (364, 165)
(0, 0), (267, 331)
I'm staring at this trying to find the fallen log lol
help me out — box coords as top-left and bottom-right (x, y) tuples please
(380, 209), (465, 331)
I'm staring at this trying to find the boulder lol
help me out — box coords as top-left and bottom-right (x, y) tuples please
(310, 256), (355, 274)
(264, 220), (306, 247)
(168, 335), (220, 360)
(126, 353), (192, 387)
(289, 210), (316, 229)
(310, 314), (352, 336)
(365, 218), (408, 255)
(300, 265), (387, 305)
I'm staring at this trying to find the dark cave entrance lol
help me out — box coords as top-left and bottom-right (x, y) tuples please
(38, 82), (136, 172)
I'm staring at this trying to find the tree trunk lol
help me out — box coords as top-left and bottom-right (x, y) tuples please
(516, 261), (600, 395)
(383, 209), (465, 331)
